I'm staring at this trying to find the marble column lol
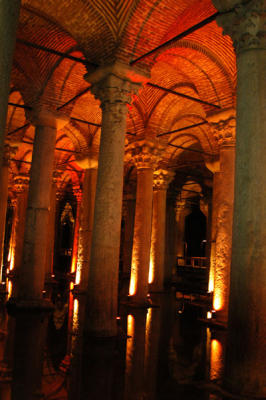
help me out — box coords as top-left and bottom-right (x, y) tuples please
(175, 200), (189, 266)
(70, 186), (82, 280)
(9, 107), (69, 308)
(44, 172), (61, 295)
(164, 194), (179, 286)
(0, 145), (12, 284)
(213, 1), (266, 395)
(122, 194), (136, 279)
(204, 156), (221, 294)
(207, 110), (236, 324)
(10, 175), (29, 297)
(0, 1), (21, 179)
(127, 139), (162, 305)
(75, 153), (98, 292)
(149, 169), (174, 292)
(84, 63), (146, 336)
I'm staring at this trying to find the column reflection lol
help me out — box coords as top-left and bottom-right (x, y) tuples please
(11, 312), (48, 400)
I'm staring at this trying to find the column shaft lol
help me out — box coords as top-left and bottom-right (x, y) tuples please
(213, 145), (235, 322)
(226, 44), (266, 396)
(149, 188), (167, 292)
(129, 167), (154, 304)
(0, 1), (20, 166)
(0, 158), (9, 282)
(86, 97), (128, 336)
(76, 167), (97, 291)
(17, 124), (57, 302)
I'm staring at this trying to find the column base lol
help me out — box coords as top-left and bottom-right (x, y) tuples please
(72, 285), (86, 296)
(6, 297), (53, 314)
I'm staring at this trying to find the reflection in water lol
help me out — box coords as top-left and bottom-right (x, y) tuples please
(0, 290), (228, 400)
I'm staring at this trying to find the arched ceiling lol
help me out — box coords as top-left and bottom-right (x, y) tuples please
(8, 0), (236, 193)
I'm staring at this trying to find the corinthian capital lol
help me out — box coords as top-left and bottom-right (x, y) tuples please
(14, 174), (30, 193)
(153, 169), (175, 190)
(208, 108), (236, 147)
(126, 139), (164, 170)
(215, 0), (266, 53)
(85, 61), (149, 111)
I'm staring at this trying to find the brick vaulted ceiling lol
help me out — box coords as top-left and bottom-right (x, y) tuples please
(7, 0), (236, 193)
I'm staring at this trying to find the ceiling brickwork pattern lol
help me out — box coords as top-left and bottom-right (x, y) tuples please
(7, 0), (236, 193)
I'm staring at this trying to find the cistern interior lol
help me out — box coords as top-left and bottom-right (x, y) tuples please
(0, 0), (265, 399)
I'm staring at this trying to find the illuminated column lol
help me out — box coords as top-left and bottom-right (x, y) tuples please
(10, 175), (29, 297)
(0, 145), (13, 284)
(164, 193), (179, 286)
(205, 156), (221, 294)
(70, 186), (82, 279)
(122, 194), (136, 278)
(44, 172), (61, 294)
(9, 107), (69, 308)
(175, 200), (187, 265)
(75, 154), (98, 291)
(208, 109), (236, 324)
(213, 1), (266, 395)
(149, 169), (174, 292)
(0, 1), (21, 182)
(84, 63), (146, 336)
(128, 139), (162, 305)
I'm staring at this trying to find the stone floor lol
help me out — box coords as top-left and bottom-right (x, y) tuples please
(0, 290), (242, 400)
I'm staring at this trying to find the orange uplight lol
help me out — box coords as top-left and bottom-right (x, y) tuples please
(7, 280), (12, 299)
(213, 294), (223, 311)
(75, 263), (81, 285)
(148, 257), (154, 284)
(70, 282), (74, 290)
(129, 260), (137, 296)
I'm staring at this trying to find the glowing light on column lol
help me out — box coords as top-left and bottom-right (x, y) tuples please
(213, 292), (223, 311)
(208, 268), (214, 292)
(7, 280), (12, 299)
(75, 261), (81, 285)
(148, 256), (154, 284)
(129, 259), (137, 296)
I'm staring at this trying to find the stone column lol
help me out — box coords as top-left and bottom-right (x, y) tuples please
(149, 169), (174, 292)
(164, 193), (179, 286)
(0, 1), (21, 178)
(10, 174), (29, 297)
(44, 172), (61, 295)
(127, 139), (162, 305)
(0, 145), (13, 284)
(75, 154), (98, 292)
(70, 186), (82, 280)
(84, 63), (146, 336)
(9, 107), (69, 308)
(121, 194), (136, 278)
(212, 1), (266, 395)
(207, 110), (236, 324)
(175, 200), (189, 266)
(204, 157), (221, 294)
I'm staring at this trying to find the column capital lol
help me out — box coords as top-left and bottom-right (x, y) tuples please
(52, 170), (62, 185)
(214, 0), (266, 53)
(126, 139), (164, 170)
(14, 174), (30, 193)
(30, 106), (69, 130)
(84, 62), (149, 110)
(75, 149), (98, 170)
(207, 108), (236, 147)
(204, 153), (220, 173)
(153, 169), (175, 190)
